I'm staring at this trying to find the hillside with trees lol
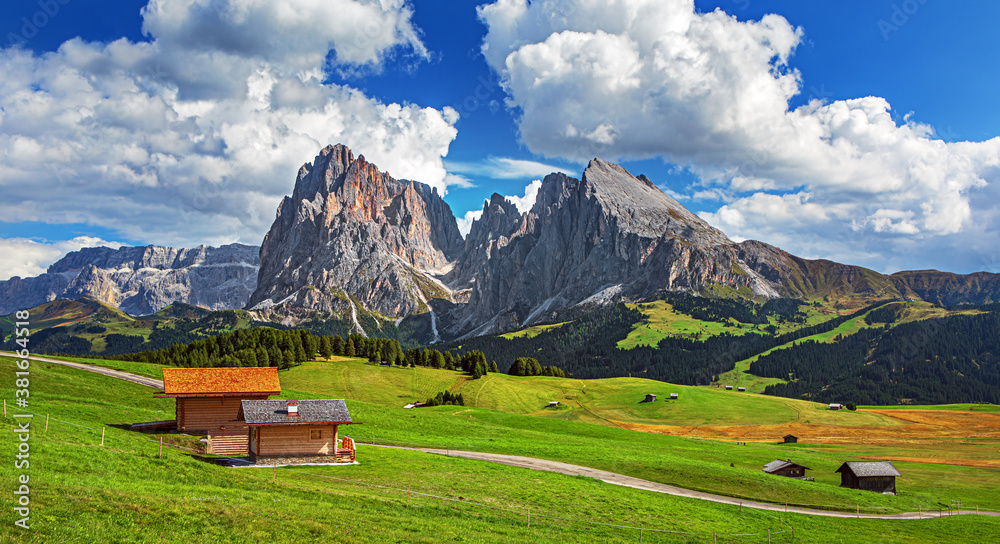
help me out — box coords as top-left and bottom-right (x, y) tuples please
(751, 305), (1000, 404)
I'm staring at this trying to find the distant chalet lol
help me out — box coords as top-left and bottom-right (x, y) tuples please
(836, 461), (901, 494)
(782, 434), (798, 444)
(240, 399), (357, 464)
(156, 367), (281, 455)
(762, 459), (811, 479)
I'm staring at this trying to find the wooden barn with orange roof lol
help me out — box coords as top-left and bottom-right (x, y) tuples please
(156, 367), (281, 455)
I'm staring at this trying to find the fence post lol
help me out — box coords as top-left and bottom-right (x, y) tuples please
(101, 426), (105, 446)
(273, 465), (276, 484)
(159, 437), (163, 459)
(918, 506), (921, 519)
(407, 486), (410, 508)
(3, 398), (5, 417)
(45, 413), (49, 432)
(856, 504), (859, 518)
(768, 529), (771, 544)
(714, 530), (717, 543)
(639, 522), (643, 543)
(527, 506), (530, 528)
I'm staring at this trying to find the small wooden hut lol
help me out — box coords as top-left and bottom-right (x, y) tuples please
(782, 434), (798, 444)
(240, 399), (357, 463)
(737, 387), (746, 392)
(829, 403), (843, 410)
(836, 461), (901, 494)
(669, 393), (679, 400)
(762, 459), (811, 478)
(156, 367), (281, 455)
(725, 386), (733, 390)
(644, 394), (656, 403)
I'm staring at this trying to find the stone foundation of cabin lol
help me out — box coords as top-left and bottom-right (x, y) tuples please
(251, 455), (356, 466)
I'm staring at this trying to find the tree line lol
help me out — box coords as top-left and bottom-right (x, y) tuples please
(116, 326), (564, 380)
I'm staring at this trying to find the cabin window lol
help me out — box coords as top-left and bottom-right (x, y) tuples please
(309, 429), (323, 441)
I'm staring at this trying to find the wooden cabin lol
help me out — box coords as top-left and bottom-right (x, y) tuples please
(829, 403), (843, 410)
(836, 461), (901, 494)
(643, 394), (656, 403)
(737, 387), (746, 392)
(240, 399), (356, 463)
(725, 385), (733, 390)
(156, 367), (281, 455)
(669, 393), (679, 400)
(782, 434), (798, 444)
(762, 459), (811, 478)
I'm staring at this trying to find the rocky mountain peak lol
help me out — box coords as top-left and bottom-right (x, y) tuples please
(248, 143), (463, 326)
(579, 158), (731, 246)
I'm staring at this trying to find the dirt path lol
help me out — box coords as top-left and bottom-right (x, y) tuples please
(373, 445), (999, 520)
(0, 352), (163, 389)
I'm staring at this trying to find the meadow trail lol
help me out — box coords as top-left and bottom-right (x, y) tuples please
(2, 351), (163, 389)
(373, 445), (1000, 521)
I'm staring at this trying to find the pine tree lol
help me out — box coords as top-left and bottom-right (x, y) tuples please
(319, 336), (333, 359)
(331, 335), (345, 356)
(345, 338), (356, 357)
(281, 349), (295, 370)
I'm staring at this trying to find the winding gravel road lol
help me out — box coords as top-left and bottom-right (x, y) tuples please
(0, 351), (163, 389)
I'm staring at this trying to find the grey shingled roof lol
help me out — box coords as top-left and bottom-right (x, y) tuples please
(762, 459), (811, 473)
(837, 461), (901, 478)
(241, 399), (353, 425)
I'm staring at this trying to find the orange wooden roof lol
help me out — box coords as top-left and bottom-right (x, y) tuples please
(160, 367), (281, 397)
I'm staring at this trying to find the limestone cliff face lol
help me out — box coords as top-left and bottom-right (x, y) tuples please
(0, 244), (260, 316)
(247, 144), (464, 323)
(443, 160), (781, 337)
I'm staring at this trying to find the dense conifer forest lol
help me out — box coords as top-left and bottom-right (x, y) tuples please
(751, 305), (1000, 404)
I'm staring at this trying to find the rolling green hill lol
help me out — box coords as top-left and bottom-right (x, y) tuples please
(3, 354), (999, 543)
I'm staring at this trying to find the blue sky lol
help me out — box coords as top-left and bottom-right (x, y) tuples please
(1, 0), (999, 279)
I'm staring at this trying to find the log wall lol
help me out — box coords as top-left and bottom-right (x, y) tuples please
(256, 424), (339, 457)
(176, 395), (269, 455)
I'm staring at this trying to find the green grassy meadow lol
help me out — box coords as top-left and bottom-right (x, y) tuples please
(3, 356), (999, 543)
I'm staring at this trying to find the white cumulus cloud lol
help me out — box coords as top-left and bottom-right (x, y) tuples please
(479, 0), (1000, 272)
(0, 0), (458, 249)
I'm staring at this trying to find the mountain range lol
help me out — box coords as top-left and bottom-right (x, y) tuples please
(0, 244), (259, 316)
(5, 143), (1000, 344)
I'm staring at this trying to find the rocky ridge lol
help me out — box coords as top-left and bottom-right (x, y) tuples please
(0, 244), (260, 316)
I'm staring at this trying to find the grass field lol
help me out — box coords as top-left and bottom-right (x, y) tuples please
(277, 358), (1000, 512)
(498, 321), (569, 339)
(4, 357), (1000, 543)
